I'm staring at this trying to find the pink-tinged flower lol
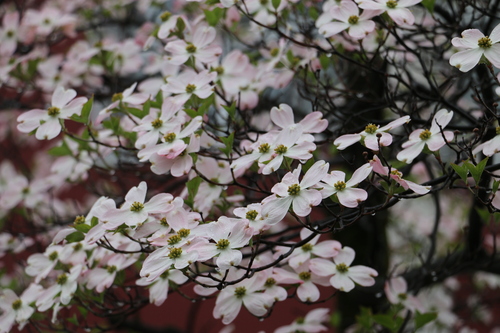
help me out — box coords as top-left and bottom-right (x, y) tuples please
(356, 0), (422, 26)
(318, 0), (381, 40)
(85, 254), (136, 293)
(165, 25), (222, 65)
(17, 86), (88, 140)
(265, 160), (329, 220)
(397, 109), (454, 164)
(102, 181), (174, 229)
(149, 133), (200, 177)
(449, 24), (500, 72)
(473, 128), (500, 156)
(96, 82), (150, 124)
(25, 245), (64, 283)
(0, 12), (20, 57)
(37, 265), (83, 311)
(270, 103), (328, 134)
(385, 277), (424, 312)
(273, 263), (330, 302)
(136, 268), (188, 306)
(213, 273), (274, 324)
(310, 246), (378, 292)
(274, 308), (330, 333)
(0, 284), (43, 332)
(162, 69), (217, 105)
(370, 155), (431, 194)
(334, 115), (410, 151)
(320, 163), (372, 208)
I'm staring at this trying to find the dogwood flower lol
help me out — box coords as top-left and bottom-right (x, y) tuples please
(397, 109), (454, 164)
(310, 246), (378, 292)
(356, 0), (422, 26)
(473, 127), (500, 156)
(320, 163), (372, 208)
(449, 23), (500, 72)
(0, 284), (43, 332)
(136, 269), (188, 306)
(334, 115), (410, 151)
(385, 276), (424, 312)
(17, 86), (88, 140)
(274, 308), (330, 333)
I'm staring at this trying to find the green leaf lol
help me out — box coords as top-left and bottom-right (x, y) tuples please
(204, 7), (224, 26)
(48, 141), (73, 157)
(464, 157), (488, 184)
(185, 176), (202, 209)
(91, 216), (99, 227)
(219, 132), (235, 157)
(272, 0), (281, 10)
(373, 314), (399, 332)
(222, 102), (236, 120)
(493, 180), (500, 193)
(451, 163), (468, 182)
(66, 231), (85, 243)
(421, 0), (435, 13)
(74, 224), (91, 233)
(414, 312), (438, 330)
(127, 107), (146, 119)
(71, 96), (94, 124)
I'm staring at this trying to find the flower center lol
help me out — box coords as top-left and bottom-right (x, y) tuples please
(274, 144), (288, 154)
(185, 43), (197, 53)
(130, 202), (144, 212)
(299, 271), (311, 281)
(160, 217), (168, 227)
(74, 215), (86, 224)
(107, 265), (117, 274)
(265, 277), (276, 287)
(246, 210), (258, 220)
(168, 247), (183, 259)
(12, 299), (22, 310)
(164, 132), (176, 143)
(287, 184), (301, 196)
(334, 181), (346, 191)
(270, 48), (279, 57)
(301, 243), (313, 252)
(57, 273), (68, 285)
(185, 84), (196, 93)
(496, 126), (500, 135)
(213, 66), (224, 75)
(419, 129), (432, 140)
(348, 15), (359, 25)
(386, 0), (398, 8)
(160, 11), (171, 22)
(47, 106), (60, 117)
(234, 286), (246, 298)
(73, 243), (83, 251)
(152, 119), (163, 129)
(478, 36), (492, 48)
(258, 143), (270, 153)
(391, 170), (403, 177)
(49, 251), (58, 261)
(178, 228), (190, 238)
(336, 263), (349, 273)
(398, 293), (407, 301)
(364, 123), (378, 134)
(216, 239), (230, 250)
(111, 92), (123, 102)
(168, 234), (182, 245)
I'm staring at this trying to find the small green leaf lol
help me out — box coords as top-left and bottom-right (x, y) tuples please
(373, 314), (398, 332)
(272, 0), (281, 10)
(222, 102), (236, 120)
(414, 312), (438, 330)
(464, 157), (488, 184)
(493, 180), (500, 193)
(204, 7), (224, 26)
(48, 141), (72, 157)
(421, 0), (435, 13)
(127, 107), (146, 119)
(185, 176), (202, 209)
(219, 132), (234, 157)
(74, 224), (91, 233)
(451, 163), (468, 182)
(91, 216), (99, 227)
(66, 231), (85, 243)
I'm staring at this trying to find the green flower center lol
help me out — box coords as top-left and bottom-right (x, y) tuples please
(398, 293), (407, 301)
(288, 184), (301, 196)
(299, 271), (311, 281)
(160, 217), (168, 227)
(185, 43), (197, 53)
(178, 228), (190, 238)
(478, 36), (492, 48)
(334, 181), (346, 191)
(270, 48), (279, 57)
(386, 0), (398, 8)
(364, 123), (378, 134)
(258, 143), (270, 153)
(213, 66), (224, 75)
(49, 251), (59, 261)
(185, 84), (196, 93)
(168, 234), (182, 246)
(164, 132), (176, 143)
(216, 239), (230, 250)
(168, 247), (183, 259)
(419, 129), (432, 140)
(348, 15), (359, 25)
(130, 202), (144, 212)
(391, 170), (403, 177)
(496, 126), (500, 135)
(246, 210), (259, 221)
(152, 119), (163, 129)
(160, 270), (170, 279)
(74, 215), (86, 225)
(160, 11), (171, 22)
(73, 243), (83, 251)
(274, 144), (288, 154)
(301, 243), (313, 252)
(57, 273), (68, 285)
(336, 263), (349, 273)
(111, 92), (123, 102)
(265, 277), (276, 287)
(107, 265), (117, 274)
(234, 286), (246, 298)
(12, 299), (22, 310)
(47, 106), (60, 117)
